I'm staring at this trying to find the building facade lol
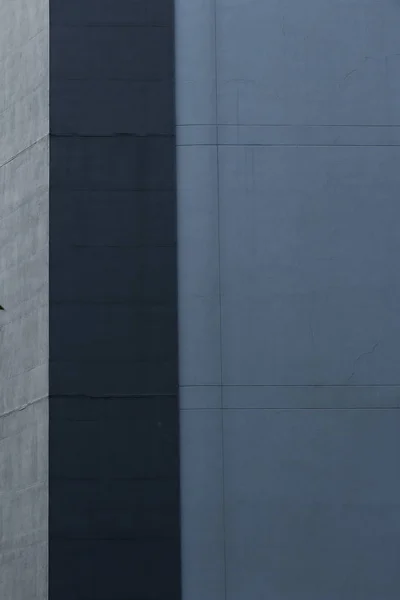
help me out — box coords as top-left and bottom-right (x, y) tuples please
(0, 0), (179, 598)
(1, 0), (400, 598)
(178, 1), (400, 599)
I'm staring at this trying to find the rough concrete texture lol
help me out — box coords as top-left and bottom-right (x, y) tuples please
(49, 0), (179, 598)
(0, 0), (49, 598)
(176, 0), (400, 599)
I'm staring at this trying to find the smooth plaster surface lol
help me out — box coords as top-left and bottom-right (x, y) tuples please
(176, 0), (400, 598)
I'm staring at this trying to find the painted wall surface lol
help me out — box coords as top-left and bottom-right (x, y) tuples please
(0, 0), (49, 598)
(49, 1), (180, 599)
(176, 1), (400, 599)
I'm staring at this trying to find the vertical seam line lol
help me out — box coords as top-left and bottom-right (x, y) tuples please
(212, 0), (227, 598)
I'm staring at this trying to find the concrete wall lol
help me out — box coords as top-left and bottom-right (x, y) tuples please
(0, 0), (49, 598)
(1, 0), (179, 598)
(176, 1), (400, 599)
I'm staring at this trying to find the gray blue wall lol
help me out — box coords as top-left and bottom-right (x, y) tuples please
(0, 0), (49, 597)
(176, 1), (400, 598)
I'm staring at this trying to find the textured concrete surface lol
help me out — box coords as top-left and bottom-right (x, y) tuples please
(176, 0), (400, 599)
(0, 0), (49, 598)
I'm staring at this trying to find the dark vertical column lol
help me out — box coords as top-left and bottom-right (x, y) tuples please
(48, 1), (180, 598)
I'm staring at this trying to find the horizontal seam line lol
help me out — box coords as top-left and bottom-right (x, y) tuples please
(177, 143), (400, 147)
(180, 406), (400, 411)
(179, 384), (400, 388)
(177, 123), (400, 128)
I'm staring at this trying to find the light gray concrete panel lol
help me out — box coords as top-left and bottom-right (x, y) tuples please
(0, 302), (48, 414)
(0, 192), (48, 276)
(0, 364), (48, 417)
(0, 136), (49, 407)
(0, 305), (48, 384)
(0, 28), (48, 114)
(0, 137), (49, 218)
(175, 0), (217, 125)
(0, 1), (49, 594)
(0, 86), (48, 167)
(0, 542), (48, 600)
(223, 408), (400, 600)
(0, 399), (48, 486)
(180, 409), (225, 600)
(0, 0), (47, 58)
(178, 145), (221, 386)
(0, 400), (48, 600)
(223, 385), (400, 410)
(0, 250), (48, 322)
(0, 24), (48, 166)
(180, 385), (222, 410)
(218, 144), (400, 385)
(217, 0), (400, 126)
